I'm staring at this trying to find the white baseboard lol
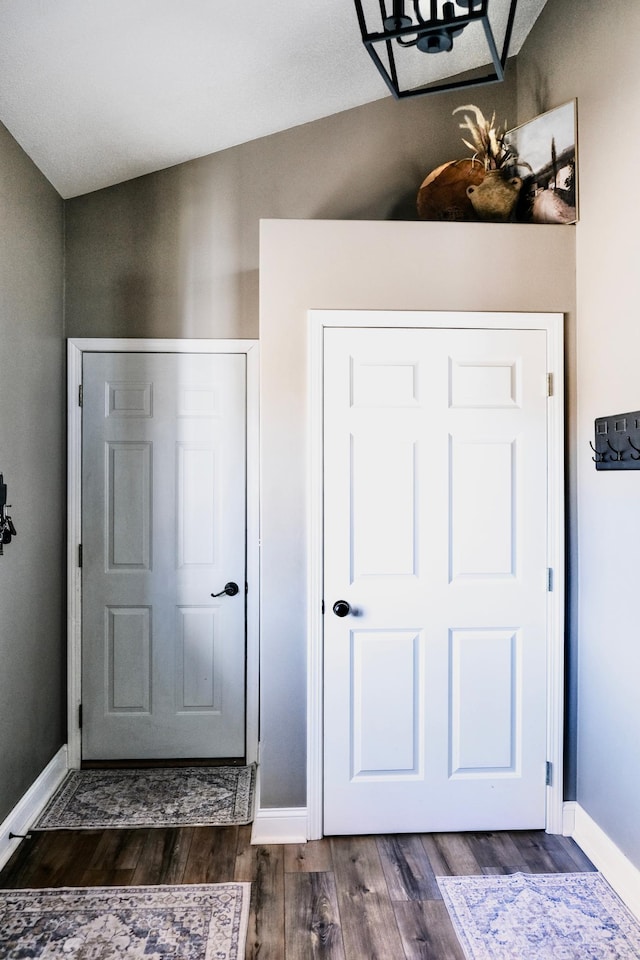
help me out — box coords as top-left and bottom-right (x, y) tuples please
(0, 745), (68, 871)
(569, 802), (640, 919)
(250, 807), (308, 845)
(562, 800), (577, 837)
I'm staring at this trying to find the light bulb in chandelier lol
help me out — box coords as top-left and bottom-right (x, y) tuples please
(390, 2), (472, 55)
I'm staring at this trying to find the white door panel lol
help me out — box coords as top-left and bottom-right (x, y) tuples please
(323, 327), (548, 833)
(82, 352), (246, 760)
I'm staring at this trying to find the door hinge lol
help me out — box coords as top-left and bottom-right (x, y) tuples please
(321, 599), (325, 614)
(78, 384), (83, 407)
(545, 760), (552, 786)
(78, 704), (83, 729)
(547, 567), (553, 591)
(78, 544), (83, 568)
(546, 373), (553, 397)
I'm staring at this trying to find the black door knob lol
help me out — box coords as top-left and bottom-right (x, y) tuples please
(332, 600), (351, 618)
(211, 581), (239, 598)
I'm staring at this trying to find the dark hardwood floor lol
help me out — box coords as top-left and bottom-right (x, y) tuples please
(0, 827), (595, 959)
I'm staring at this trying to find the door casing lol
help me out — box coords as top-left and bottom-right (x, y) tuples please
(307, 310), (565, 839)
(67, 338), (260, 769)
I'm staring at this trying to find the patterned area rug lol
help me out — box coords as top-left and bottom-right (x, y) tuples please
(438, 872), (640, 959)
(0, 884), (250, 959)
(34, 765), (256, 829)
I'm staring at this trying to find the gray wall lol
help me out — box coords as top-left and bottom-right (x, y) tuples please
(65, 75), (516, 340)
(519, 0), (640, 869)
(61, 60), (581, 815)
(63, 77), (518, 810)
(0, 121), (65, 822)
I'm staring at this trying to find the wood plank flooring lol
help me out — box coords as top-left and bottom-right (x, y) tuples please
(0, 827), (595, 959)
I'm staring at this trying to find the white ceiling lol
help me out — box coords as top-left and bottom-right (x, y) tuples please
(0, 0), (548, 199)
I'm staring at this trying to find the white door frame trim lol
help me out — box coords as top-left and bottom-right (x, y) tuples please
(307, 310), (565, 840)
(67, 338), (260, 769)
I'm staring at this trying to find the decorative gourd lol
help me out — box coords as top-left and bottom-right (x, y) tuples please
(417, 159), (485, 221)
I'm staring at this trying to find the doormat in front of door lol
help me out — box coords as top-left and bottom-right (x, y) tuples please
(438, 871), (640, 959)
(33, 765), (256, 829)
(0, 883), (250, 960)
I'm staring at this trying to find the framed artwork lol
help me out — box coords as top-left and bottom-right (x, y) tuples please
(504, 100), (578, 224)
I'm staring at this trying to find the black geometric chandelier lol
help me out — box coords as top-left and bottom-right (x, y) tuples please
(353, 0), (518, 99)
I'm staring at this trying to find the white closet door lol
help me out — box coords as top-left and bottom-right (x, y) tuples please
(82, 352), (246, 759)
(323, 326), (548, 833)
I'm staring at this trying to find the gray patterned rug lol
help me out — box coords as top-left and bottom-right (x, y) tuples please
(438, 872), (640, 959)
(34, 765), (256, 830)
(0, 883), (250, 959)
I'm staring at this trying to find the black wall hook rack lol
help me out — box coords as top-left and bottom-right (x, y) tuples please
(592, 411), (640, 470)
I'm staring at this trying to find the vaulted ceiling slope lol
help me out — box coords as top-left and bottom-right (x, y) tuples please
(0, 0), (548, 199)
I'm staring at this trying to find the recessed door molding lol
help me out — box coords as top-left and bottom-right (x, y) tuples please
(67, 338), (260, 769)
(307, 310), (565, 839)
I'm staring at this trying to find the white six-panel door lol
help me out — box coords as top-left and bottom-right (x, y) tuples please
(81, 352), (246, 760)
(323, 326), (549, 834)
